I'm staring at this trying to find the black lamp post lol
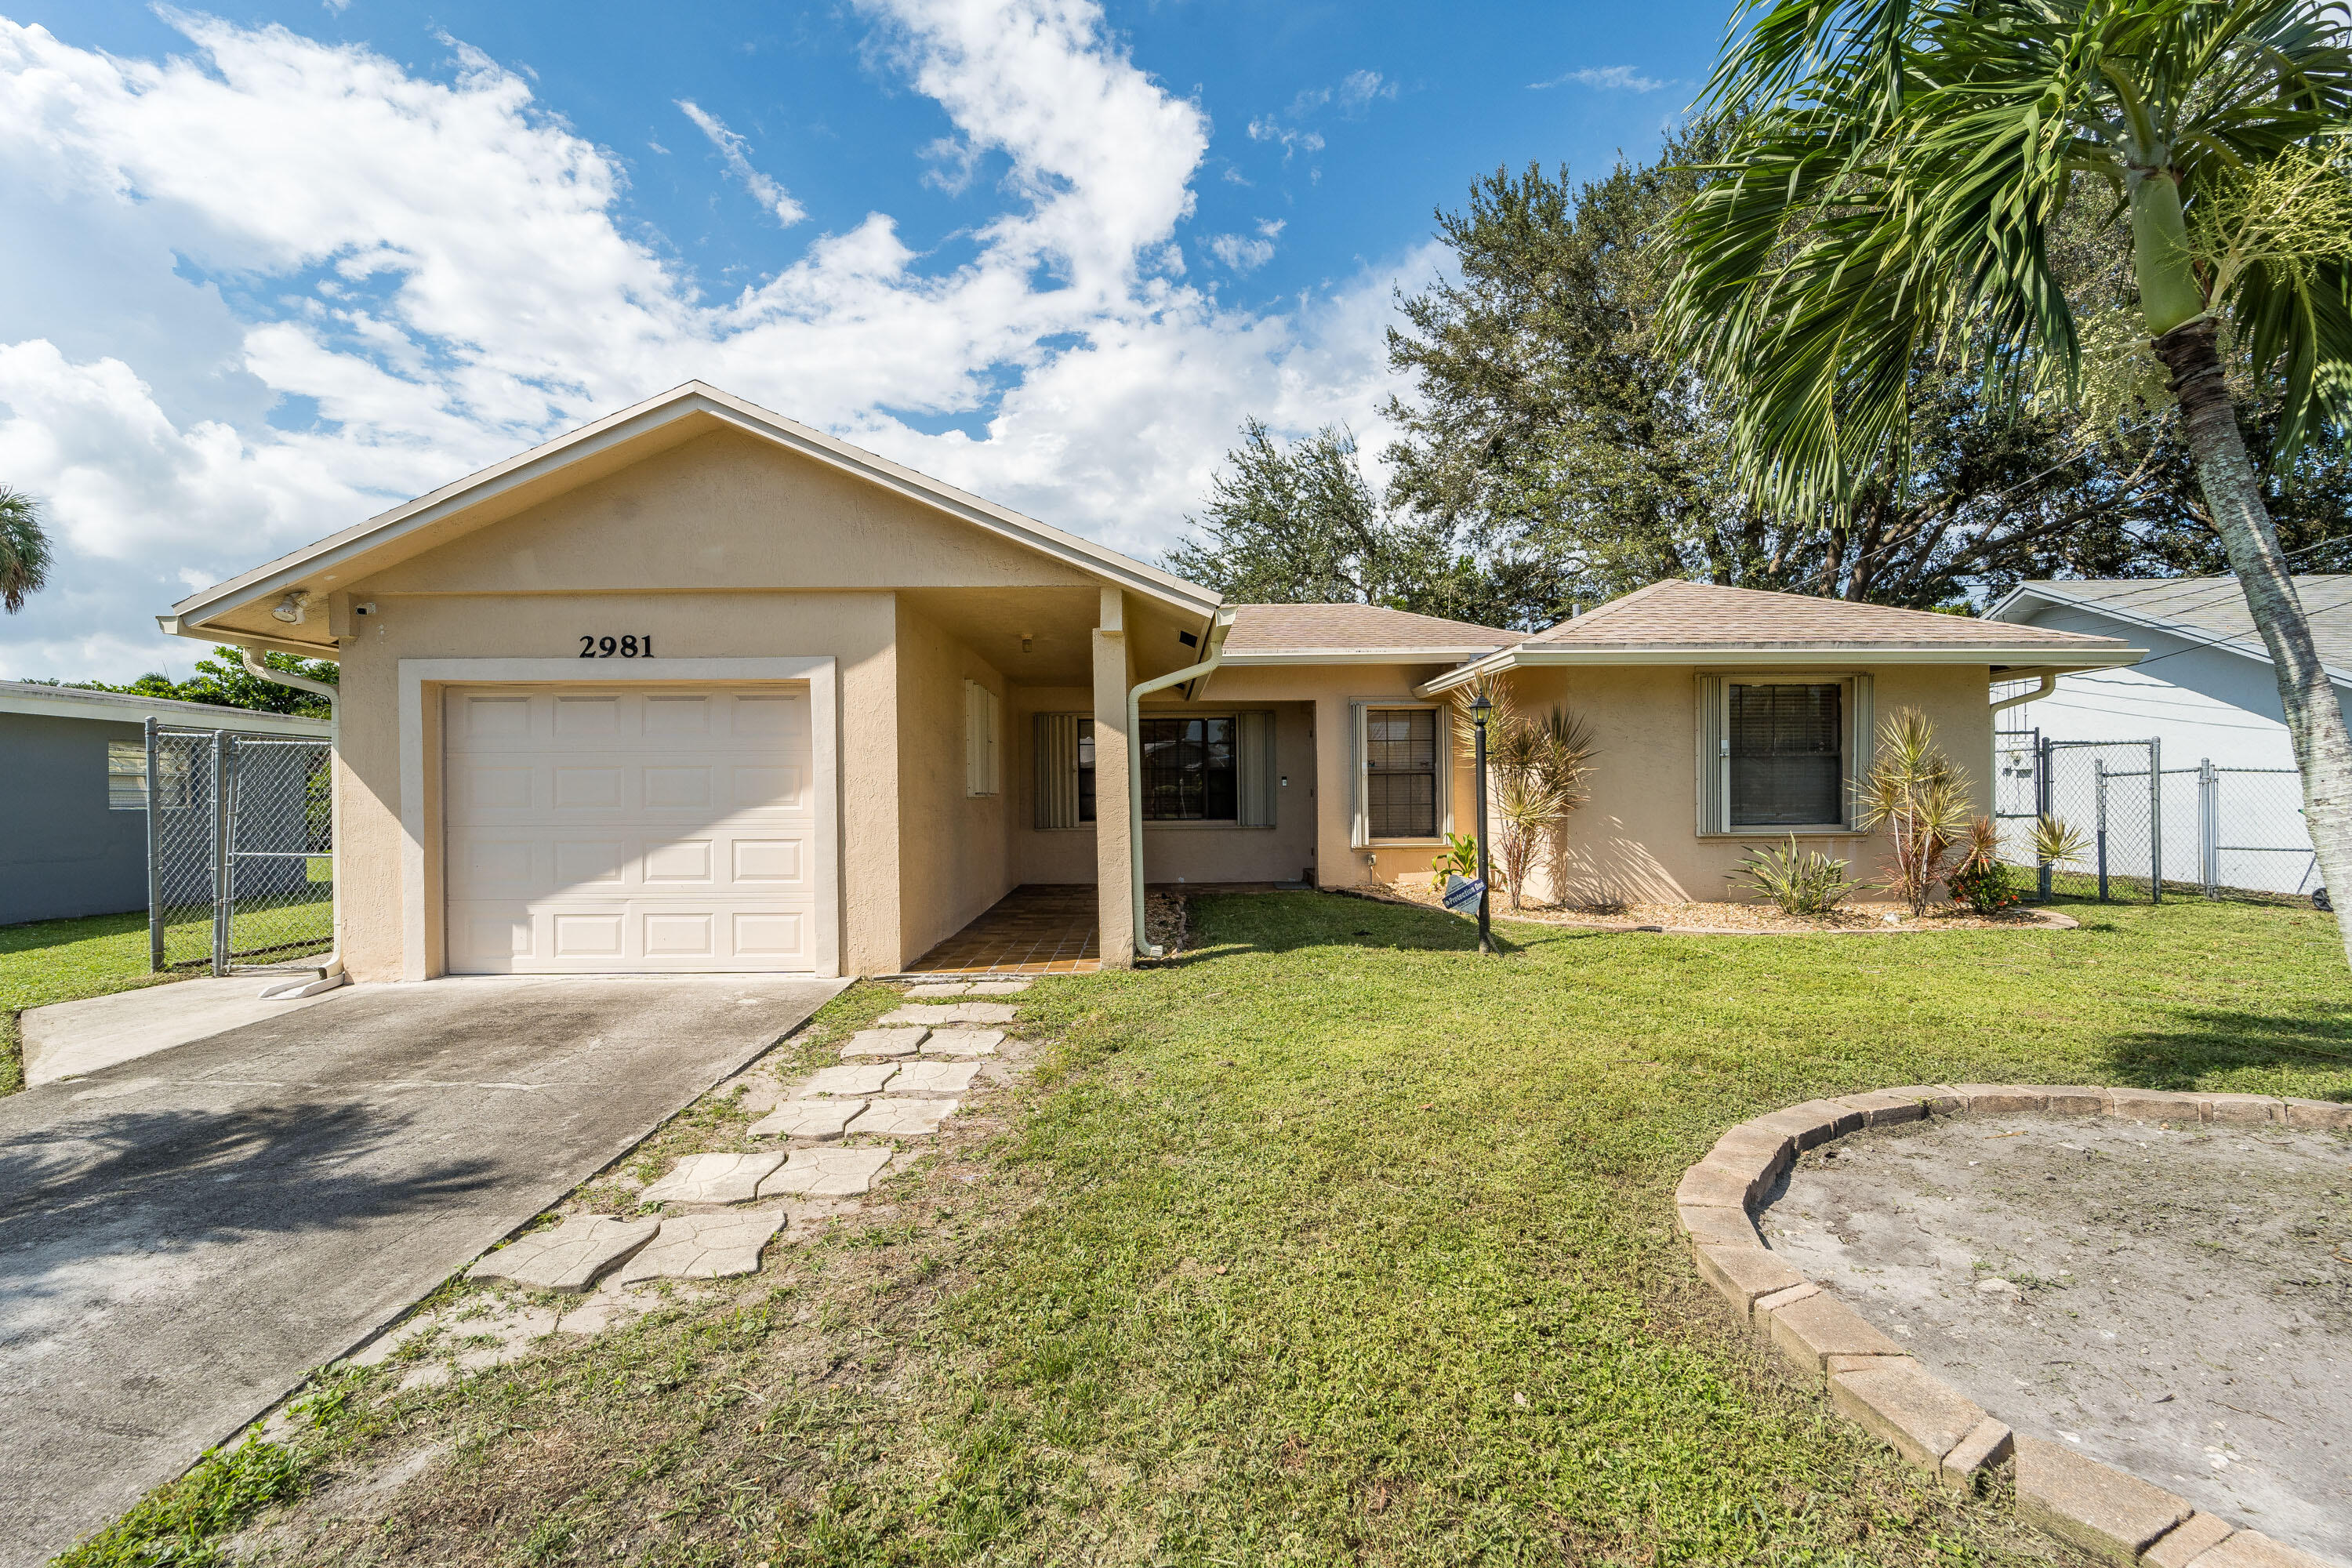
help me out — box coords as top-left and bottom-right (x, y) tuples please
(1469, 692), (1493, 955)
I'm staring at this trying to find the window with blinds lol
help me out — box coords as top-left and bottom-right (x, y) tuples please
(1365, 707), (1438, 839)
(1727, 683), (1843, 826)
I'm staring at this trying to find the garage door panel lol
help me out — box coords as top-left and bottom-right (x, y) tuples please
(444, 684), (817, 974)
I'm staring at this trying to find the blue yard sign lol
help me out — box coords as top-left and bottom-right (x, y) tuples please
(1441, 873), (1486, 913)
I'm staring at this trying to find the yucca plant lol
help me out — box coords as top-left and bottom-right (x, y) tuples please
(1668, 0), (2352, 967)
(1453, 677), (1600, 909)
(1740, 835), (1854, 915)
(1854, 710), (1973, 916)
(2034, 813), (2092, 871)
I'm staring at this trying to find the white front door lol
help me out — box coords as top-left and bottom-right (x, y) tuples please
(441, 684), (818, 972)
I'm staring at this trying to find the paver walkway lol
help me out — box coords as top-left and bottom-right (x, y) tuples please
(0, 975), (843, 1568)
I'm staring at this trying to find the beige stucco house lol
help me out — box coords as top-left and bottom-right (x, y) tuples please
(161, 383), (2140, 981)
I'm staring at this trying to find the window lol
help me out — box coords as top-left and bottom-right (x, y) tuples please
(964, 681), (1000, 797)
(1035, 714), (1095, 827)
(1700, 675), (1871, 833)
(1364, 707), (1439, 839)
(1142, 716), (1236, 821)
(107, 740), (147, 811)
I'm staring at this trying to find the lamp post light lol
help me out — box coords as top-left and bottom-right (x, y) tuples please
(1469, 692), (1493, 956)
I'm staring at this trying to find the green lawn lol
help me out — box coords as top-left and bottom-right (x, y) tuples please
(73, 892), (2352, 1566)
(0, 909), (186, 1095)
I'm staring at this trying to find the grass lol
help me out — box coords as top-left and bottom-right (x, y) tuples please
(71, 891), (2352, 1566)
(0, 909), (187, 1095)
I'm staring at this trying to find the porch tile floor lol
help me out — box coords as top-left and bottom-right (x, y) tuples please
(904, 884), (1101, 975)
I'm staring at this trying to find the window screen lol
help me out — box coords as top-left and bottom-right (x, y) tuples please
(1728, 683), (1843, 826)
(1142, 717), (1236, 821)
(107, 740), (147, 811)
(1365, 707), (1438, 839)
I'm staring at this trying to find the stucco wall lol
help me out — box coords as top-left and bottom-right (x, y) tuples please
(0, 713), (148, 924)
(894, 598), (1014, 965)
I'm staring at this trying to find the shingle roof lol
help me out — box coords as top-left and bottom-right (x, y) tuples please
(1998, 575), (2352, 672)
(1534, 579), (2129, 653)
(1224, 602), (1519, 655)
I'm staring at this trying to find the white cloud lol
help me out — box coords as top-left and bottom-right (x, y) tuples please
(0, 5), (1435, 679)
(1335, 70), (1396, 113)
(1207, 219), (1284, 274)
(1246, 118), (1324, 162)
(1530, 65), (1664, 92)
(678, 99), (808, 227)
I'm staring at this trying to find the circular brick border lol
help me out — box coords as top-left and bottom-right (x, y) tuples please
(1676, 1085), (2352, 1568)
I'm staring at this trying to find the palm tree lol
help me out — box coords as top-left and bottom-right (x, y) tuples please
(0, 487), (49, 612)
(1668, 0), (2352, 964)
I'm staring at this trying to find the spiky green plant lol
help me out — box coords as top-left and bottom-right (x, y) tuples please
(1739, 835), (1855, 916)
(0, 488), (50, 614)
(1853, 710), (1974, 916)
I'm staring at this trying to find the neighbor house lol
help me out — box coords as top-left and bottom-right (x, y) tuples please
(0, 681), (331, 926)
(158, 384), (2139, 979)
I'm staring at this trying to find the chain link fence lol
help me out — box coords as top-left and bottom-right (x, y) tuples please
(144, 720), (335, 973)
(1996, 728), (2319, 902)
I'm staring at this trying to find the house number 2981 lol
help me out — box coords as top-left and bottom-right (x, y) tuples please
(578, 634), (652, 658)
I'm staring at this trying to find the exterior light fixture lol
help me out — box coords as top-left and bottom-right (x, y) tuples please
(270, 591), (310, 625)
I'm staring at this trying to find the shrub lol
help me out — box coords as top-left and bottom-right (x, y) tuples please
(1739, 835), (1853, 915)
(1428, 832), (1490, 894)
(1949, 815), (2022, 914)
(1855, 709), (1973, 916)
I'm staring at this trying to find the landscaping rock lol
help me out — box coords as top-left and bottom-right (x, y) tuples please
(1828, 1358), (1987, 1469)
(1674, 1163), (1754, 1210)
(1751, 1098), (1864, 1148)
(2013, 1434), (2192, 1568)
(966, 979), (1031, 995)
(1951, 1083), (2049, 1114)
(2104, 1087), (2207, 1123)
(2202, 1094), (2283, 1126)
(1676, 1203), (1763, 1250)
(1835, 1089), (1929, 1127)
(1693, 1243), (1809, 1322)
(920, 1029), (1004, 1058)
(1710, 1125), (1795, 1186)
(903, 982), (971, 999)
(889, 1059), (981, 1096)
(854, 1098), (958, 1135)
(1875, 1084), (1965, 1115)
(1940, 1417), (2014, 1490)
(1765, 1290), (1907, 1385)
(641, 1152), (785, 1206)
(748, 1099), (866, 1140)
(2182, 1530), (2338, 1568)
(464, 1214), (660, 1292)
(1748, 1282), (1819, 1330)
(840, 1028), (926, 1058)
(757, 1145), (894, 1197)
(2143, 1513), (2237, 1568)
(612, 1208), (786, 1283)
(2280, 1098), (2352, 1132)
(2024, 1084), (2106, 1116)
(797, 1063), (898, 1098)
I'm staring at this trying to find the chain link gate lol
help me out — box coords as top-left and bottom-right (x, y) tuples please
(1991, 730), (2163, 902)
(144, 718), (335, 973)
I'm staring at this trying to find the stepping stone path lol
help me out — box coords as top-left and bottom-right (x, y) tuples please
(641, 1152), (783, 1205)
(920, 1029), (1000, 1058)
(800, 1062), (898, 1097)
(904, 982), (972, 999)
(966, 979), (1030, 996)
(840, 1028), (927, 1058)
(466, 1214), (660, 1292)
(854, 1098), (959, 1135)
(880, 1002), (1017, 1027)
(759, 1145), (894, 1196)
(890, 1059), (981, 1095)
(613, 1208), (786, 1283)
(749, 1098), (866, 1140)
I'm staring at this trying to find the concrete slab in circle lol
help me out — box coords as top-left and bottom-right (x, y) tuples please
(920, 1029), (1002, 1058)
(890, 1059), (981, 1096)
(749, 1099), (866, 1140)
(797, 1063), (897, 1098)
(757, 1145), (894, 1197)
(854, 1097), (959, 1135)
(641, 1151), (785, 1206)
(840, 1029), (926, 1058)
(465, 1214), (660, 1292)
(612, 1208), (786, 1283)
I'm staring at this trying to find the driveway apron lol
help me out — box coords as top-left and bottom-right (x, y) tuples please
(0, 975), (845, 1566)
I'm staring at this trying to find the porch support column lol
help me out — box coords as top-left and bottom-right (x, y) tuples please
(1093, 588), (1136, 967)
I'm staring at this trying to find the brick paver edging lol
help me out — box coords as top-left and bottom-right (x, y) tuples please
(1677, 1085), (2352, 1568)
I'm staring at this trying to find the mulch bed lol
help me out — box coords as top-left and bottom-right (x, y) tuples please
(1365, 881), (2076, 935)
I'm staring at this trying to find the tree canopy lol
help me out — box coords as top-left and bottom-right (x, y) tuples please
(74, 645), (339, 719)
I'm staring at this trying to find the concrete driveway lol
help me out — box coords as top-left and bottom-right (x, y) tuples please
(0, 974), (845, 1566)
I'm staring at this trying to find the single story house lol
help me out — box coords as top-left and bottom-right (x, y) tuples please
(159, 383), (2139, 979)
(0, 681), (331, 926)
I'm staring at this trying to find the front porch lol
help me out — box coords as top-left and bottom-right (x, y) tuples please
(901, 884), (1102, 976)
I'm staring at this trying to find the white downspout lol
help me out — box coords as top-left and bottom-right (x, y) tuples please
(1126, 606), (1236, 960)
(239, 646), (349, 996)
(1990, 672), (2057, 715)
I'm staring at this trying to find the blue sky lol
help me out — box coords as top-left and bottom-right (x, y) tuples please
(0, 1), (1727, 680)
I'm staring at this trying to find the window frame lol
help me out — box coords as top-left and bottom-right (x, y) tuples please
(106, 739), (147, 811)
(1139, 713), (1240, 823)
(1696, 672), (1875, 837)
(1351, 699), (1452, 848)
(964, 680), (1001, 798)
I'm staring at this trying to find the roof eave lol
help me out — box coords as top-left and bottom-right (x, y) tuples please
(169, 383), (1222, 630)
(1219, 646), (1508, 666)
(1414, 640), (2146, 697)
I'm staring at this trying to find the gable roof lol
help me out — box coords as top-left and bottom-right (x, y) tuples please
(165, 383), (1221, 642)
(1220, 602), (1519, 663)
(1989, 575), (2352, 682)
(1417, 579), (2140, 693)
(0, 680), (331, 735)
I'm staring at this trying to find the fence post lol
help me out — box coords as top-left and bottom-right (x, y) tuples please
(2095, 756), (2111, 902)
(145, 717), (165, 972)
(2037, 735), (2054, 901)
(2199, 759), (2218, 897)
(211, 731), (232, 976)
(2149, 738), (2161, 903)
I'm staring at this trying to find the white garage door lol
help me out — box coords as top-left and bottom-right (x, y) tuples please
(442, 685), (819, 973)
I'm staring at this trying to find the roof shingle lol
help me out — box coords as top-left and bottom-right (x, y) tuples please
(1224, 602), (1519, 655)
(1534, 579), (2129, 652)
(2002, 575), (2352, 671)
